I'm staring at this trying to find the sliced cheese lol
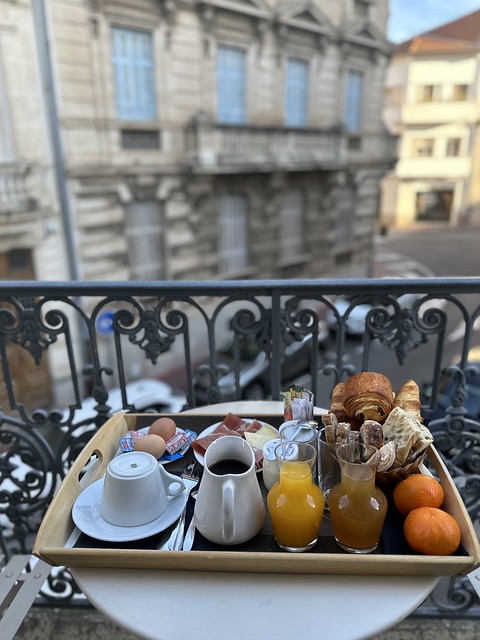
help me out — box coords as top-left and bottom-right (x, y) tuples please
(256, 424), (279, 439)
(244, 425), (279, 450)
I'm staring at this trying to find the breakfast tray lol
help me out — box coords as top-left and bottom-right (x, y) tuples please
(33, 412), (480, 577)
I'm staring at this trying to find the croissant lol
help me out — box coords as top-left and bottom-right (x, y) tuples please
(329, 382), (361, 430)
(394, 379), (422, 422)
(343, 372), (394, 424)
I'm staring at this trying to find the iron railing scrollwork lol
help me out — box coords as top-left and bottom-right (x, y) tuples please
(0, 279), (479, 616)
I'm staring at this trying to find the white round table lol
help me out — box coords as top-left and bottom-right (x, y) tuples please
(71, 401), (439, 640)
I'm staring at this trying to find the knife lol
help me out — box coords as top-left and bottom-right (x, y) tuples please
(182, 514), (196, 551)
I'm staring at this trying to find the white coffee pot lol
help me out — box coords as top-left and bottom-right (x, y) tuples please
(194, 436), (265, 545)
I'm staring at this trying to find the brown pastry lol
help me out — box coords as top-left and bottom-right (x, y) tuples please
(321, 412), (338, 429)
(360, 420), (384, 450)
(329, 382), (361, 430)
(330, 382), (346, 415)
(335, 422), (351, 446)
(324, 423), (336, 446)
(343, 372), (394, 424)
(394, 379), (423, 423)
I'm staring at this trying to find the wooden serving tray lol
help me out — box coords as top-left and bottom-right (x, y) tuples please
(33, 412), (480, 577)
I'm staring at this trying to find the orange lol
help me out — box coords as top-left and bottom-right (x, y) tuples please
(393, 474), (444, 516)
(403, 507), (461, 556)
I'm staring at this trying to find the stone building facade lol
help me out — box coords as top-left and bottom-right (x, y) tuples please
(381, 10), (480, 228)
(0, 0), (395, 399)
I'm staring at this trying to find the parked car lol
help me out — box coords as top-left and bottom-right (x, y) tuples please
(422, 351), (480, 422)
(326, 289), (422, 337)
(194, 325), (328, 404)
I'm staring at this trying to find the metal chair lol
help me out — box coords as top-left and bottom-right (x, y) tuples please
(0, 554), (51, 640)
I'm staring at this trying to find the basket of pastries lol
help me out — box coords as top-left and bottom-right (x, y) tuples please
(321, 372), (434, 490)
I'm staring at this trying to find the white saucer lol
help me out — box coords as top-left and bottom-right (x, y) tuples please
(72, 479), (187, 542)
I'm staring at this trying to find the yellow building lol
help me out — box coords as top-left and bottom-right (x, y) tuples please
(381, 10), (480, 228)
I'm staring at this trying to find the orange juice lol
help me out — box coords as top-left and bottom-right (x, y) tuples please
(267, 460), (325, 551)
(329, 472), (387, 552)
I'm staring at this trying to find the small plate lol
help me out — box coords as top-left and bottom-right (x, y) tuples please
(72, 479), (187, 542)
(193, 419), (277, 471)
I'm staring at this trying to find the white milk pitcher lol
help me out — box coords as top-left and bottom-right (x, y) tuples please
(194, 436), (265, 545)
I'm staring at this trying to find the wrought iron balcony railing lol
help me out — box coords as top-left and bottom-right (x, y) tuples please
(0, 278), (479, 616)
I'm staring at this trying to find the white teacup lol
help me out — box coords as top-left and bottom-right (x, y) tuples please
(100, 451), (185, 527)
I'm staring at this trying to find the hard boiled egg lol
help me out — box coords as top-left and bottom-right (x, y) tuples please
(148, 417), (177, 441)
(134, 434), (167, 458)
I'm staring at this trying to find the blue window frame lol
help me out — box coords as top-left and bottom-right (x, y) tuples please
(111, 27), (156, 121)
(285, 58), (308, 127)
(344, 70), (364, 132)
(216, 46), (246, 124)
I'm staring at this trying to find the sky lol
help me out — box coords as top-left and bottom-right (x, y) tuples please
(387, 0), (480, 43)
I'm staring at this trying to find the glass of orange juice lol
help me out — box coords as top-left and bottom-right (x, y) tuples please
(267, 442), (325, 552)
(329, 443), (388, 554)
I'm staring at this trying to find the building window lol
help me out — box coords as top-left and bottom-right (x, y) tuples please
(354, 0), (370, 18)
(446, 138), (461, 157)
(417, 85), (441, 102)
(415, 191), (452, 222)
(111, 27), (156, 121)
(285, 58), (308, 128)
(125, 201), (165, 279)
(344, 70), (364, 132)
(121, 130), (160, 150)
(279, 190), (304, 259)
(216, 46), (246, 124)
(218, 194), (248, 273)
(336, 186), (355, 246)
(412, 138), (434, 157)
(452, 84), (468, 101)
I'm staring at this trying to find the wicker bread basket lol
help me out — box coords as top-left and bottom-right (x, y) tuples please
(375, 448), (429, 492)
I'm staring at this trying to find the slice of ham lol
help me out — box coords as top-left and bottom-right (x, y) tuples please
(252, 446), (264, 470)
(191, 423), (242, 456)
(222, 412), (248, 431)
(191, 414), (269, 467)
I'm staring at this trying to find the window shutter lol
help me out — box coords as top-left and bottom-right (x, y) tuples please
(218, 194), (248, 273)
(285, 59), (308, 127)
(216, 46), (246, 124)
(335, 186), (355, 246)
(344, 70), (364, 132)
(125, 201), (165, 280)
(111, 27), (156, 121)
(280, 190), (304, 258)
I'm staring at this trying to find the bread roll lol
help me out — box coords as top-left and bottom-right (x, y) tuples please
(343, 372), (394, 424)
(382, 406), (433, 467)
(360, 420), (384, 449)
(377, 441), (396, 472)
(394, 379), (422, 422)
